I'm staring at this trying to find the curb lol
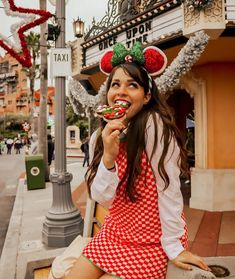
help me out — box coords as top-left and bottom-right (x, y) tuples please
(0, 177), (25, 279)
(66, 155), (84, 158)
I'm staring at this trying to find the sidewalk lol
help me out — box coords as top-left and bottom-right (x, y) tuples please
(181, 183), (235, 257)
(0, 161), (235, 278)
(0, 159), (87, 279)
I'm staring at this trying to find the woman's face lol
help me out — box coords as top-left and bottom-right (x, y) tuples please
(107, 67), (151, 120)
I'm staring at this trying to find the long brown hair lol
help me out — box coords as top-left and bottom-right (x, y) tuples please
(85, 63), (188, 202)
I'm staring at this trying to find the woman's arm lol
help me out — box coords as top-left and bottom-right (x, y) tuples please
(88, 120), (125, 208)
(145, 114), (185, 259)
(145, 114), (210, 271)
(90, 158), (119, 208)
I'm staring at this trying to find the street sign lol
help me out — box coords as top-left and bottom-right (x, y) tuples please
(50, 48), (71, 77)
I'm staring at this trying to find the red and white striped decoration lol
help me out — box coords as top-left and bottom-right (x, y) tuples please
(0, 0), (53, 68)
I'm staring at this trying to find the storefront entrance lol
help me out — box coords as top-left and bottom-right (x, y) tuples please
(167, 89), (194, 205)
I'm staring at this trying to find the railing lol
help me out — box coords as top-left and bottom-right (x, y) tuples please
(84, 0), (234, 42)
(84, 0), (177, 41)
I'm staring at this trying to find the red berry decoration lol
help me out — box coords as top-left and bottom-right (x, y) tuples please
(100, 50), (114, 75)
(144, 46), (167, 76)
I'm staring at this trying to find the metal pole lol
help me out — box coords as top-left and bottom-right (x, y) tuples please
(42, 0), (83, 247)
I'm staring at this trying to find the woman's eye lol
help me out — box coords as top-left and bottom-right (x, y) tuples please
(129, 82), (138, 88)
(111, 82), (119, 88)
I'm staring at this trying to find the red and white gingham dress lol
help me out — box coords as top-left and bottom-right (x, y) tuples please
(83, 145), (188, 279)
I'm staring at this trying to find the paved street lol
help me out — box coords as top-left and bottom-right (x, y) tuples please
(0, 152), (26, 257)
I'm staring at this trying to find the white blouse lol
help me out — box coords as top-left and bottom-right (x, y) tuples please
(89, 113), (186, 260)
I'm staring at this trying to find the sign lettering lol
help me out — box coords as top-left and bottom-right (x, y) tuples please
(50, 48), (71, 77)
(98, 20), (152, 51)
(53, 53), (69, 62)
(99, 36), (118, 51)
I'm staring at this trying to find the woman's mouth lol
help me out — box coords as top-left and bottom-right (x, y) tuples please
(114, 99), (131, 109)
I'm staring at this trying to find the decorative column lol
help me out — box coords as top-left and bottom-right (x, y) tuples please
(183, 0), (225, 39)
(42, 0), (83, 247)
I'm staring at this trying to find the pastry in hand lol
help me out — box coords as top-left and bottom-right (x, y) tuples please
(95, 99), (130, 122)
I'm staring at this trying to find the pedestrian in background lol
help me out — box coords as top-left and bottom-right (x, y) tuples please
(66, 42), (210, 279)
(29, 134), (38, 155)
(15, 138), (22, 154)
(81, 138), (90, 167)
(47, 134), (55, 166)
(0, 138), (4, 155)
(6, 138), (13, 154)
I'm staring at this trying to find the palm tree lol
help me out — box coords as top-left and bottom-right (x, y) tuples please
(24, 32), (40, 102)
(22, 32), (40, 133)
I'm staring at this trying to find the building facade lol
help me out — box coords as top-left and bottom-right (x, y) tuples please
(70, 0), (235, 212)
(0, 53), (30, 117)
(0, 52), (56, 135)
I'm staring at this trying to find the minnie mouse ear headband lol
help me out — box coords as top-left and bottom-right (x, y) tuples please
(99, 42), (167, 77)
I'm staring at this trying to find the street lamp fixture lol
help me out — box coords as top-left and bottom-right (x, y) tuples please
(46, 23), (61, 41)
(73, 17), (84, 38)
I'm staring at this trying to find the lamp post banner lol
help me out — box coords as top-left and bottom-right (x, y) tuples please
(50, 48), (71, 77)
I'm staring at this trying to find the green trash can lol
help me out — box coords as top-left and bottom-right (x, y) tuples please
(25, 154), (45, 190)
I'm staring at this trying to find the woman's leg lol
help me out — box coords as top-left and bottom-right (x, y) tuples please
(65, 255), (104, 279)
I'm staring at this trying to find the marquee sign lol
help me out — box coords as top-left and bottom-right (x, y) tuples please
(82, 7), (182, 68)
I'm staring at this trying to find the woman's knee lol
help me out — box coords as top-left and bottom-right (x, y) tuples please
(65, 255), (104, 279)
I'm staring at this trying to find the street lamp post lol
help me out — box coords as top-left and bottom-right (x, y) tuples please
(42, 0), (83, 247)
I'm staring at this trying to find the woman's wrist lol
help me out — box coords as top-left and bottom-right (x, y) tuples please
(103, 155), (116, 171)
(107, 165), (116, 171)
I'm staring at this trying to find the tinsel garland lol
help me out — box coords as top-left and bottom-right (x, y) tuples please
(155, 31), (209, 93)
(68, 78), (107, 113)
(68, 30), (209, 112)
(0, 0), (53, 68)
(184, 0), (213, 11)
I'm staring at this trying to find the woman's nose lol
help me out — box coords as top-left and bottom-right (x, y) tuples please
(116, 85), (128, 96)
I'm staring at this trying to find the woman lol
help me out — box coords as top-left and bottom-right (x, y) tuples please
(66, 43), (210, 279)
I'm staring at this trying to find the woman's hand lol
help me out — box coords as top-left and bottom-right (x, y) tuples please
(102, 119), (126, 169)
(171, 250), (211, 271)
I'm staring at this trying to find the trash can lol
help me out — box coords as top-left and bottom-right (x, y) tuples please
(25, 154), (45, 190)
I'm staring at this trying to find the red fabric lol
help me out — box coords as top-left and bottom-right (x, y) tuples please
(100, 51), (113, 74)
(144, 49), (165, 74)
(83, 146), (188, 279)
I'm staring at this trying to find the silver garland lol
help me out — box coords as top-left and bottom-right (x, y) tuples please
(68, 30), (209, 112)
(68, 77), (107, 114)
(155, 31), (209, 93)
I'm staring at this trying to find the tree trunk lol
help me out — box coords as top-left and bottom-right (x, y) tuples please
(30, 67), (37, 134)
(38, 0), (49, 181)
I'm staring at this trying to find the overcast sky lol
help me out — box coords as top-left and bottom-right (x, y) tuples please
(0, 0), (109, 55)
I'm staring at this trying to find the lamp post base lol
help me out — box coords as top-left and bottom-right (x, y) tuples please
(42, 215), (84, 247)
(42, 172), (84, 247)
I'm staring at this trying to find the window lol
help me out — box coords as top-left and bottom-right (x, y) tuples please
(0, 62), (9, 74)
(70, 130), (75, 139)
